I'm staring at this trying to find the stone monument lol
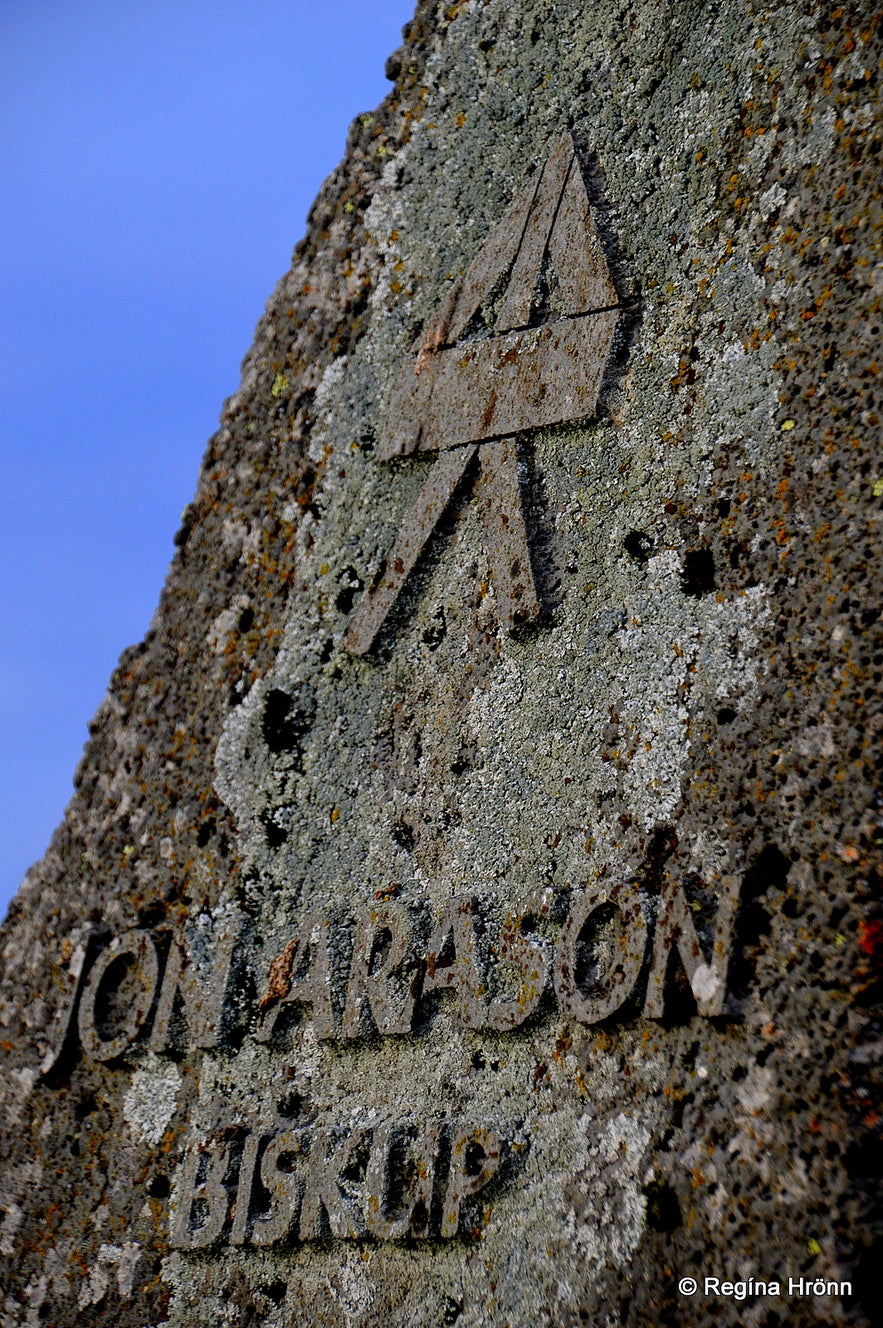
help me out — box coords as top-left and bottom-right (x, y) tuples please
(1, 1), (880, 1324)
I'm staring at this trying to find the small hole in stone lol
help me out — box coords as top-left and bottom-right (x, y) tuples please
(261, 811), (288, 848)
(262, 688), (312, 755)
(644, 1178), (682, 1232)
(369, 929), (393, 974)
(137, 903), (165, 930)
(335, 567), (363, 615)
(411, 1197), (429, 1232)
(391, 820), (416, 851)
(624, 530), (654, 564)
(421, 605), (447, 648)
(682, 548), (716, 596)
(263, 1282), (288, 1306)
(443, 1297), (463, 1324)
(276, 1089), (303, 1120)
(464, 1141), (487, 1177)
(148, 1174), (170, 1198)
(341, 1138), (370, 1183)
(74, 1093), (97, 1122)
(196, 817), (215, 847)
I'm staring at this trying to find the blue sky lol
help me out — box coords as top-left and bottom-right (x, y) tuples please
(0, 0), (414, 918)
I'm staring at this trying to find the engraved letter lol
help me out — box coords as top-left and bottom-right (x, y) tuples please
(421, 899), (486, 1029)
(299, 1129), (369, 1240)
(169, 1145), (230, 1250)
(256, 909), (336, 1042)
(39, 925), (105, 1076)
(230, 1132), (261, 1247)
(554, 883), (648, 1024)
(364, 1121), (440, 1240)
(486, 896), (550, 1031)
(77, 930), (160, 1062)
(342, 902), (418, 1038)
(250, 1130), (306, 1248)
(440, 1125), (501, 1239)
(643, 873), (740, 1019)
(150, 912), (240, 1055)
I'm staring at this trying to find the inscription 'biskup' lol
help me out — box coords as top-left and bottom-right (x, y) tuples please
(345, 130), (620, 655)
(171, 1118), (501, 1250)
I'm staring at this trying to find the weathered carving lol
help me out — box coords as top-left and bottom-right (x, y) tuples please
(150, 919), (240, 1055)
(485, 895), (550, 1032)
(170, 1120), (500, 1249)
(170, 1144), (231, 1252)
(249, 1129), (305, 1247)
(421, 897), (487, 1030)
(364, 1121), (439, 1239)
(76, 930), (160, 1063)
(40, 872), (741, 1078)
(345, 131), (620, 655)
(440, 1125), (501, 1240)
(642, 873), (740, 1019)
(36, 869), (743, 1261)
(256, 873), (742, 1041)
(553, 882), (649, 1025)
(255, 907), (336, 1042)
(342, 900), (418, 1038)
(41, 914), (241, 1072)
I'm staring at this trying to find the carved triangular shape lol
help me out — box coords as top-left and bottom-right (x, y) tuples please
(378, 132), (618, 462)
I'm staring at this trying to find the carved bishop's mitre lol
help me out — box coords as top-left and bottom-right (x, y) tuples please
(346, 131), (619, 656)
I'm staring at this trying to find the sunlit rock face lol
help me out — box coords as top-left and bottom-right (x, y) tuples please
(1, 2), (880, 1325)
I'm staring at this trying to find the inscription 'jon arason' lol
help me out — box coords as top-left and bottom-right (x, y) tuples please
(41, 871), (741, 1073)
(345, 131), (620, 655)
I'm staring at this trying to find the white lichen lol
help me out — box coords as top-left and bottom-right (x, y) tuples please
(123, 1054), (181, 1147)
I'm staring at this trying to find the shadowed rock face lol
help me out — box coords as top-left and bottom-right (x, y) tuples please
(1, 2), (880, 1325)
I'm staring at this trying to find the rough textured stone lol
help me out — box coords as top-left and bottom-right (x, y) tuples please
(1, 1), (880, 1325)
